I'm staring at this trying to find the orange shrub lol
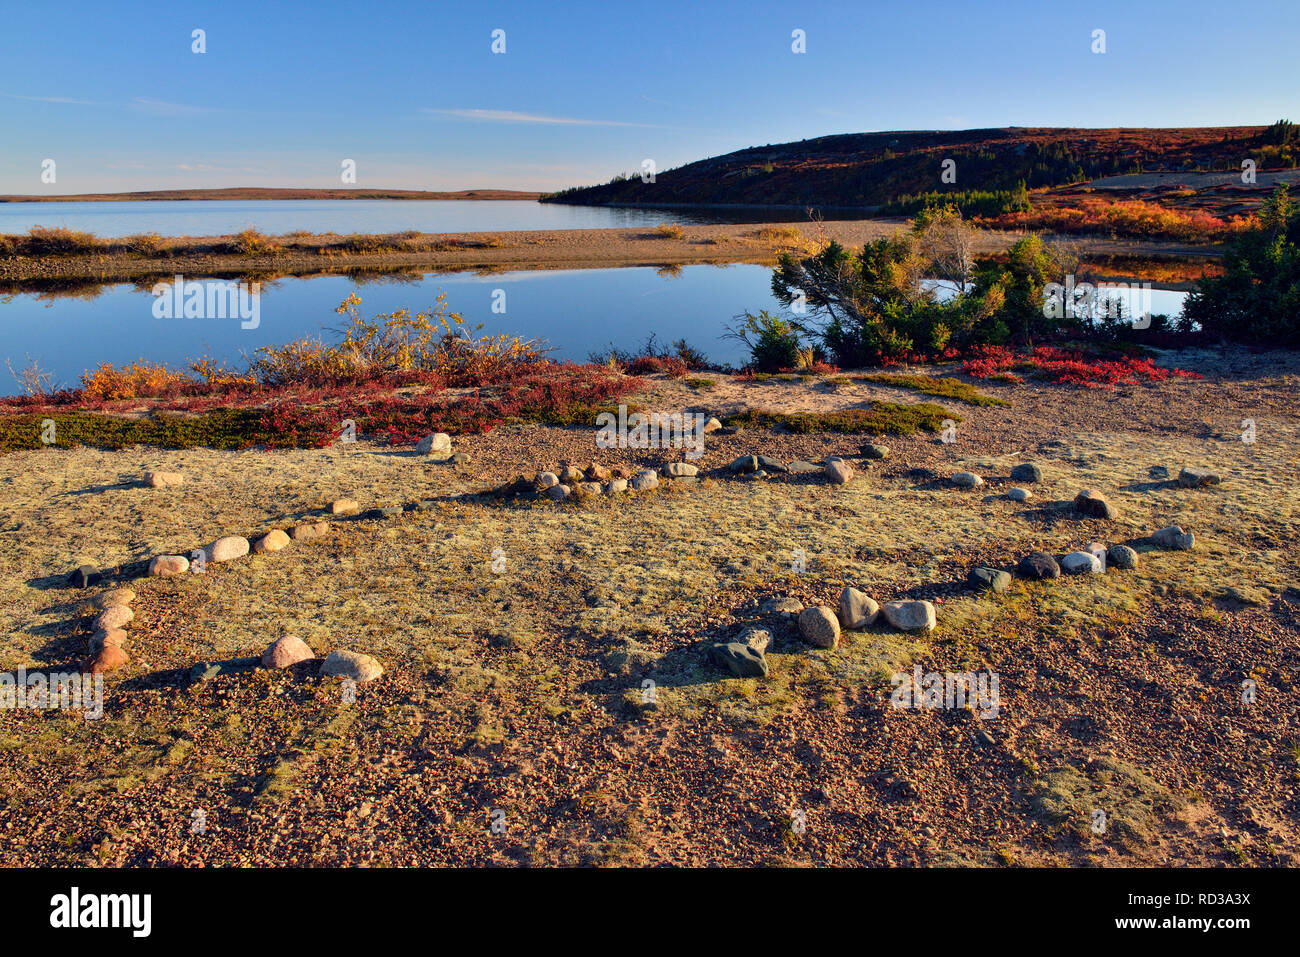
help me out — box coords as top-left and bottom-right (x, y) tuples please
(80, 360), (192, 400)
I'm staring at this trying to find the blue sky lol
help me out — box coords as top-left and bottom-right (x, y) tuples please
(2, 0), (1297, 193)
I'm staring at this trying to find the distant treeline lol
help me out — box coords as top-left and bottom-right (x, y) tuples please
(879, 183), (1031, 217)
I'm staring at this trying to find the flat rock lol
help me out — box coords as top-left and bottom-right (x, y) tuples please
(826, 460), (854, 484)
(736, 626), (773, 654)
(761, 597), (804, 618)
(881, 600), (937, 632)
(1010, 463), (1043, 483)
(951, 472), (983, 488)
(838, 586), (879, 628)
(664, 462), (698, 478)
(450, 451), (470, 465)
(575, 482), (603, 496)
(149, 554), (189, 576)
(290, 521), (329, 542)
(967, 567), (1011, 593)
(1061, 551), (1103, 574)
(320, 650), (384, 683)
(144, 471), (183, 488)
(253, 529), (290, 554)
(203, 536), (250, 563)
(861, 443), (890, 460)
(1108, 544), (1139, 569)
(262, 635), (314, 669)
(92, 606), (134, 630)
(1017, 551), (1061, 579)
(1152, 525), (1196, 550)
(1179, 467), (1220, 488)
(1074, 489), (1116, 519)
(710, 642), (768, 679)
(787, 461), (820, 473)
(330, 499), (360, 516)
(798, 606), (841, 648)
(757, 456), (788, 474)
(1007, 487), (1031, 502)
(586, 463), (611, 481)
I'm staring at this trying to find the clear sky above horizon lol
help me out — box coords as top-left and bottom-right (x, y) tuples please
(2, 0), (1297, 194)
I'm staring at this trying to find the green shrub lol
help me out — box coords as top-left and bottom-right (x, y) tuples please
(725, 310), (803, 371)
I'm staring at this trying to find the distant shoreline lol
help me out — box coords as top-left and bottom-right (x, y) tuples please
(0, 221), (1222, 290)
(0, 187), (544, 203)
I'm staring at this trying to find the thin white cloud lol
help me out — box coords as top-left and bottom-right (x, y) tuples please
(423, 108), (647, 127)
(0, 92), (106, 106)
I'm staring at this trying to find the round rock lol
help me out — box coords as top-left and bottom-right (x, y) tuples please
(262, 635), (315, 669)
(798, 606), (841, 648)
(1016, 551), (1061, 579)
(838, 586), (879, 629)
(320, 650), (383, 683)
(881, 600), (937, 632)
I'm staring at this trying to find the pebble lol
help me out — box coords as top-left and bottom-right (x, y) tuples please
(253, 529), (291, 554)
(826, 460), (854, 484)
(1074, 489), (1116, 519)
(144, 471), (184, 488)
(261, 635), (314, 669)
(1007, 487), (1031, 502)
(1060, 551), (1103, 574)
(838, 586), (879, 628)
(1016, 551), (1061, 579)
(951, 472), (983, 488)
(320, 650), (384, 683)
(450, 451), (470, 465)
(798, 606), (841, 648)
(1010, 463), (1043, 483)
(881, 600), (937, 632)
(967, 567), (1011, 593)
(149, 554), (190, 576)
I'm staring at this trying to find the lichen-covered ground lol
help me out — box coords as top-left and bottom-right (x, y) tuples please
(1, 347), (1297, 866)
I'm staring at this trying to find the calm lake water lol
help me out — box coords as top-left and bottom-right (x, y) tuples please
(0, 199), (822, 239)
(0, 265), (1189, 388)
